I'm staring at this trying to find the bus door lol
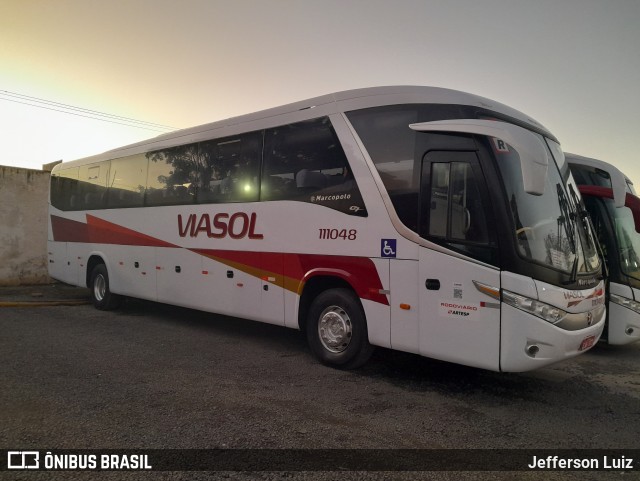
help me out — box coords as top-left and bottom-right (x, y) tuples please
(418, 149), (501, 370)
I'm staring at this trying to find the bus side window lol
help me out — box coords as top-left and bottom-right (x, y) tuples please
(428, 163), (449, 237)
(449, 162), (489, 243)
(425, 160), (489, 244)
(51, 167), (80, 211)
(570, 164), (612, 189)
(77, 161), (109, 210)
(145, 144), (199, 206)
(197, 131), (262, 204)
(106, 154), (147, 209)
(422, 155), (495, 264)
(346, 106), (419, 230)
(261, 117), (367, 216)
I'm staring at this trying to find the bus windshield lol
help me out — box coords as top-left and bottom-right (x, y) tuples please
(603, 199), (640, 280)
(497, 138), (600, 275)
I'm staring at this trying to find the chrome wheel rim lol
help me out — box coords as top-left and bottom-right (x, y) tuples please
(94, 274), (106, 302)
(318, 305), (352, 353)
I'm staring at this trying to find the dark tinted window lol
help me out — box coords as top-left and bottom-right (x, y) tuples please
(569, 164), (612, 189)
(422, 151), (495, 264)
(76, 162), (109, 210)
(50, 167), (80, 211)
(262, 117), (366, 216)
(50, 118), (367, 214)
(197, 131), (262, 204)
(145, 144), (199, 206)
(427, 160), (489, 244)
(107, 154), (147, 208)
(346, 106), (424, 228)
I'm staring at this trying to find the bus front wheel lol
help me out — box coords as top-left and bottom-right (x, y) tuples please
(306, 288), (373, 369)
(89, 264), (123, 310)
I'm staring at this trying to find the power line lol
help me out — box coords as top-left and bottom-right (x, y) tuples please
(1, 89), (176, 129)
(0, 89), (179, 133)
(1, 96), (173, 133)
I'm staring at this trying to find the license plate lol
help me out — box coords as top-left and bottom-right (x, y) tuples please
(579, 335), (596, 351)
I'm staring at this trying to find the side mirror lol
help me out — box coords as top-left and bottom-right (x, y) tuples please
(409, 119), (548, 195)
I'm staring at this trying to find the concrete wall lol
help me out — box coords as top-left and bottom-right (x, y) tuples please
(0, 166), (52, 285)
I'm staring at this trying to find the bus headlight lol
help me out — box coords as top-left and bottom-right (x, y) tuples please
(610, 293), (640, 314)
(502, 290), (567, 324)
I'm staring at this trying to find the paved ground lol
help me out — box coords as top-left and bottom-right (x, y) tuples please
(1, 284), (639, 480)
(0, 283), (91, 306)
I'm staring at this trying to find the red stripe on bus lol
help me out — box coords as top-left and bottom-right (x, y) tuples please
(194, 249), (389, 306)
(51, 215), (389, 306)
(85, 215), (177, 247)
(51, 214), (178, 247)
(50, 215), (89, 242)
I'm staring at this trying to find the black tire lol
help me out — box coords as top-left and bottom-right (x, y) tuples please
(89, 264), (123, 310)
(306, 288), (374, 369)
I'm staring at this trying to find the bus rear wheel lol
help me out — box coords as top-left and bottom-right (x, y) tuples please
(90, 264), (123, 310)
(306, 288), (373, 369)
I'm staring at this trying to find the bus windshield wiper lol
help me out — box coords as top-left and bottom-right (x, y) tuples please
(556, 183), (579, 285)
(556, 183), (576, 253)
(567, 183), (604, 282)
(568, 183), (595, 250)
(564, 246), (580, 286)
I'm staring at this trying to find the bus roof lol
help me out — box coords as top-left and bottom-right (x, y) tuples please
(53, 85), (554, 170)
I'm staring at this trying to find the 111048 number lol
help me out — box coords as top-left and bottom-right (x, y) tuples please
(319, 229), (357, 240)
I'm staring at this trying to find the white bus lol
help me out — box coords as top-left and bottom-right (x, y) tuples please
(48, 86), (605, 372)
(567, 153), (640, 344)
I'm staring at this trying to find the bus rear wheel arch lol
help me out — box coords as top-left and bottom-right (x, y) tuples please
(89, 263), (123, 311)
(305, 287), (374, 369)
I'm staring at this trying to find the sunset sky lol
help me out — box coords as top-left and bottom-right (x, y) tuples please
(1, 0), (639, 183)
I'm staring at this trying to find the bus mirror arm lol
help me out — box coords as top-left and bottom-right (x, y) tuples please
(409, 119), (548, 196)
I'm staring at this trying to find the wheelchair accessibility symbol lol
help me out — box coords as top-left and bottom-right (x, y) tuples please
(381, 239), (397, 258)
